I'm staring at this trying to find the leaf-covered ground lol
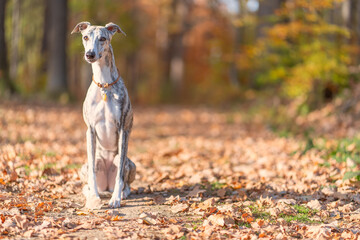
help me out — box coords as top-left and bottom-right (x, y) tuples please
(0, 100), (360, 239)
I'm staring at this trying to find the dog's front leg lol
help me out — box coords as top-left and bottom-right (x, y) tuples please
(85, 127), (102, 209)
(109, 128), (128, 208)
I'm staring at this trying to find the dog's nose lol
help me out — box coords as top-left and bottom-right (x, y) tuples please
(86, 52), (95, 60)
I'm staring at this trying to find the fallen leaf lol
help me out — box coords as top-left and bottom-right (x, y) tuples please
(138, 212), (158, 225)
(74, 220), (96, 230)
(23, 229), (34, 238)
(152, 195), (166, 204)
(111, 215), (123, 221)
(62, 218), (77, 229)
(277, 198), (296, 205)
(34, 220), (52, 231)
(242, 213), (254, 223)
(205, 214), (234, 227)
(198, 198), (216, 210)
(10, 171), (17, 182)
(76, 210), (91, 215)
(187, 185), (206, 197)
(306, 200), (323, 211)
(165, 195), (180, 205)
(15, 215), (29, 230)
(216, 188), (226, 198)
(171, 203), (189, 213)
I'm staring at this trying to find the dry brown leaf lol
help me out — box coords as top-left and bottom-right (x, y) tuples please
(205, 214), (234, 227)
(198, 197), (216, 210)
(62, 218), (77, 229)
(161, 148), (183, 157)
(187, 185), (206, 198)
(10, 171), (17, 182)
(14, 215), (29, 230)
(34, 220), (52, 231)
(165, 195), (180, 205)
(23, 229), (34, 238)
(241, 213), (254, 223)
(74, 220), (96, 230)
(138, 212), (158, 225)
(171, 203), (189, 213)
(111, 215), (123, 221)
(350, 213), (360, 221)
(306, 200), (323, 211)
(216, 188), (226, 198)
(152, 195), (166, 204)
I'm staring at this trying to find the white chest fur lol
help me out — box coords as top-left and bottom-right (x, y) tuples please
(84, 85), (123, 151)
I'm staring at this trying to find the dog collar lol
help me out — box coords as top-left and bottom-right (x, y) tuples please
(92, 69), (121, 89)
(92, 69), (121, 101)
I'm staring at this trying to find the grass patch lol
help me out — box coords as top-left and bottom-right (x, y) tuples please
(210, 181), (226, 190)
(191, 219), (203, 230)
(279, 205), (321, 224)
(63, 163), (82, 170)
(279, 214), (312, 223)
(299, 137), (360, 181)
(45, 151), (57, 157)
(247, 204), (322, 225)
(293, 204), (311, 214)
(237, 221), (251, 228)
(42, 162), (57, 170)
(23, 165), (31, 176)
(21, 162), (58, 176)
(248, 205), (271, 220)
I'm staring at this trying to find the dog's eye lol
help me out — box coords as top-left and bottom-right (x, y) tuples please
(83, 36), (89, 41)
(100, 37), (106, 42)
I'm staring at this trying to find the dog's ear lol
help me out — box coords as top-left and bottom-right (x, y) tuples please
(71, 21), (91, 34)
(105, 22), (126, 36)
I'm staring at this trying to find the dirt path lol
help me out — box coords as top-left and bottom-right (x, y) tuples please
(0, 102), (359, 239)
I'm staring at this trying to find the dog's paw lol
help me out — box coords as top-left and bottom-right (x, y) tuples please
(85, 195), (102, 210)
(108, 196), (122, 208)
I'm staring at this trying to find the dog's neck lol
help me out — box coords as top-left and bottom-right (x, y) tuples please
(91, 45), (118, 84)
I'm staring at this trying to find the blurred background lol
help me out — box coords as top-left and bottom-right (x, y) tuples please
(0, 0), (359, 107)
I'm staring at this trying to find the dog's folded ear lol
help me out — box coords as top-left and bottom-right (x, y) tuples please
(71, 21), (91, 34)
(105, 22), (126, 36)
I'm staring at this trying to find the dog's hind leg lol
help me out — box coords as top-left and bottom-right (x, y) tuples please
(80, 158), (108, 196)
(122, 157), (136, 199)
(95, 157), (108, 193)
(108, 155), (136, 199)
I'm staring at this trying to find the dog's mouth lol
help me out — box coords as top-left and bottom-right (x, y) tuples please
(87, 59), (97, 63)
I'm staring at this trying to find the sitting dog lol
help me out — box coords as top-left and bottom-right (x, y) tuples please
(71, 21), (136, 208)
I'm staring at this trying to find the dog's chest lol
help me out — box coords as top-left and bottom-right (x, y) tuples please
(85, 87), (124, 150)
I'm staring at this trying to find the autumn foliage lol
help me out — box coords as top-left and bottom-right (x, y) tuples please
(1, 0), (358, 106)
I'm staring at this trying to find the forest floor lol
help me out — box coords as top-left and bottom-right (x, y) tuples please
(0, 100), (360, 239)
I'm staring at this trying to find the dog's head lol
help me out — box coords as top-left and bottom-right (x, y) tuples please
(71, 22), (126, 64)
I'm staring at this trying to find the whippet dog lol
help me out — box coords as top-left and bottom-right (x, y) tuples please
(71, 22), (136, 209)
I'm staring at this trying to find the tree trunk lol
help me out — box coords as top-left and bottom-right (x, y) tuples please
(9, 0), (20, 81)
(41, 0), (50, 73)
(47, 0), (68, 95)
(0, 0), (15, 92)
(126, 0), (140, 101)
(348, 0), (359, 64)
(165, 0), (191, 97)
(228, 0), (246, 88)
